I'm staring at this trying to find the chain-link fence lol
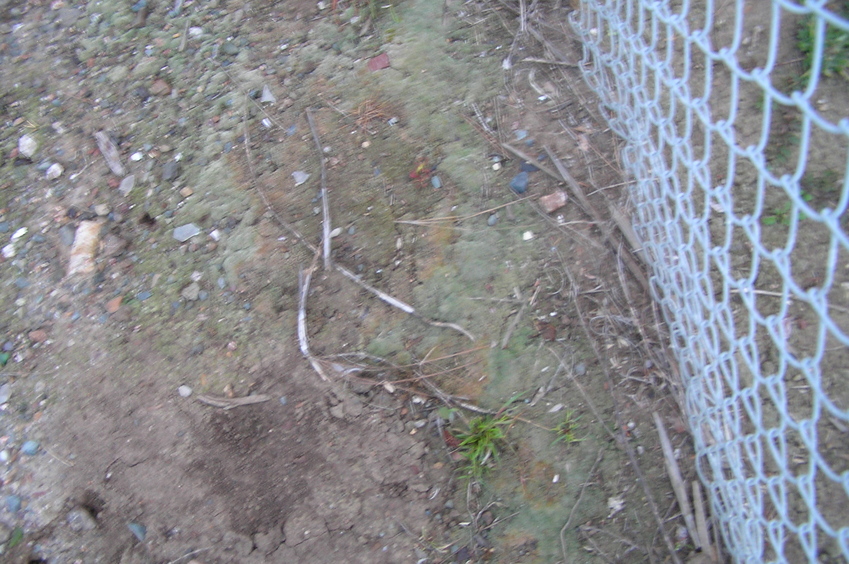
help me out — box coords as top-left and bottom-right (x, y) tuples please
(570, 1), (849, 562)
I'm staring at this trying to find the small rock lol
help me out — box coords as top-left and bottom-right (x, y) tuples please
(509, 172), (529, 194)
(67, 508), (98, 532)
(105, 296), (123, 313)
(221, 41), (239, 56)
(574, 362), (587, 376)
(539, 190), (567, 213)
(181, 282), (200, 301)
(0, 383), (10, 404)
(487, 214), (498, 226)
(329, 227), (343, 238)
(5, 494), (22, 513)
(127, 522), (146, 542)
(179, 186), (193, 197)
(368, 52), (390, 71)
(46, 163), (64, 180)
(102, 233), (128, 257)
(94, 131), (126, 176)
(431, 175), (442, 189)
(329, 403), (345, 419)
(18, 134), (37, 158)
(150, 78), (171, 96)
(173, 223), (200, 242)
(253, 527), (283, 555)
(260, 84), (276, 104)
(514, 129), (528, 141)
(94, 204), (110, 216)
(177, 385), (192, 398)
(118, 174), (136, 196)
(520, 161), (539, 173)
(28, 330), (47, 343)
(137, 291), (152, 301)
(292, 171), (310, 186)
(162, 161), (181, 181)
(20, 440), (39, 455)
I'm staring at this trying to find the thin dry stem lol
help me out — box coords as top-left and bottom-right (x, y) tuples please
(560, 448), (604, 562)
(305, 108), (332, 271)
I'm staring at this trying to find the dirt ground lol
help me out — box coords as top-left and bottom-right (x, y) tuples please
(0, 0), (707, 562)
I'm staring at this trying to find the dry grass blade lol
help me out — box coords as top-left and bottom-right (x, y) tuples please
(560, 449), (604, 562)
(559, 261), (683, 564)
(544, 146), (650, 294)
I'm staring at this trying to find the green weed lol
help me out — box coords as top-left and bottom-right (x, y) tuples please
(797, 3), (849, 82)
(454, 413), (513, 478)
(762, 191), (813, 226)
(551, 410), (584, 446)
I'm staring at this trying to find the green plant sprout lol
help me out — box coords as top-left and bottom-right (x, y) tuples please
(762, 191), (813, 226)
(551, 410), (585, 446)
(797, 4), (849, 82)
(454, 413), (512, 478)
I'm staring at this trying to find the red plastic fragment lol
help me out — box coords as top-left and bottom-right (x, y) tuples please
(368, 53), (390, 71)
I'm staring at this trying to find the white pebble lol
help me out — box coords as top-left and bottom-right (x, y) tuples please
(18, 134), (37, 158)
(46, 163), (64, 180)
(522, 231), (534, 241)
(329, 227), (343, 238)
(177, 385), (192, 398)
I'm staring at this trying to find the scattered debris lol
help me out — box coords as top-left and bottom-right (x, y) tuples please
(292, 171), (310, 186)
(510, 171), (529, 194)
(260, 84), (276, 104)
(67, 220), (104, 276)
(18, 134), (38, 158)
(173, 223), (200, 242)
(195, 393), (272, 409)
(539, 190), (567, 213)
(367, 53), (390, 71)
(94, 131), (126, 176)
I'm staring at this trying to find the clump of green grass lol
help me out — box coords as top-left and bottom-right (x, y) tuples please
(454, 413), (512, 479)
(797, 3), (849, 82)
(551, 409), (584, 446)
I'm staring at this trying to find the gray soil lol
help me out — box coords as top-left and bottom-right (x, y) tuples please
(0, 0), (710, 563)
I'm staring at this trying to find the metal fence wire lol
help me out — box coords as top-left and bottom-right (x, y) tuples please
(570, 1), (849, 562)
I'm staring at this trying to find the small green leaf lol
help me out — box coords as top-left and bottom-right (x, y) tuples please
(8, 527), (23, 548)
(0, 352), (9, 366)
(763, 216), (778, 225)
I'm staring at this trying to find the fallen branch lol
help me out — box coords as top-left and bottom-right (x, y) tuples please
(692, 480), (717, 562)
(298, 256), (330, 381)
(653, 411), (701, 552)
(306, 108), (332, 271)
(196, 394), (272, 410)
(560, 261), (683, 564)
(336, 266), (475, 341)
(544, 146), (650, 294)
(237, 99), (474, 343)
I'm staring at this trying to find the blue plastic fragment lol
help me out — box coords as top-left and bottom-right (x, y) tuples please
(509, 172), (529, 194)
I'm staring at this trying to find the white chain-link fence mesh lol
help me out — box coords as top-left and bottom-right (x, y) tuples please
(570, 1), (849, 562)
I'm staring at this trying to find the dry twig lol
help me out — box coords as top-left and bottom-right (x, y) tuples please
(560, 449), (604, 562)
(305, 108), (332, 271)
(653, 411), (701, 551)
(298, 255), (330, 381)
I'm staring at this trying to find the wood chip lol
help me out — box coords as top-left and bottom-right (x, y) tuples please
(195, 394), (271, 410)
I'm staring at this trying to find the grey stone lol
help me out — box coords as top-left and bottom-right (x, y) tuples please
(67, 508), (98, 532)
(181, 282), (200, 301)
(162, 161), (181, 181)
(173, 223), (200, 242)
